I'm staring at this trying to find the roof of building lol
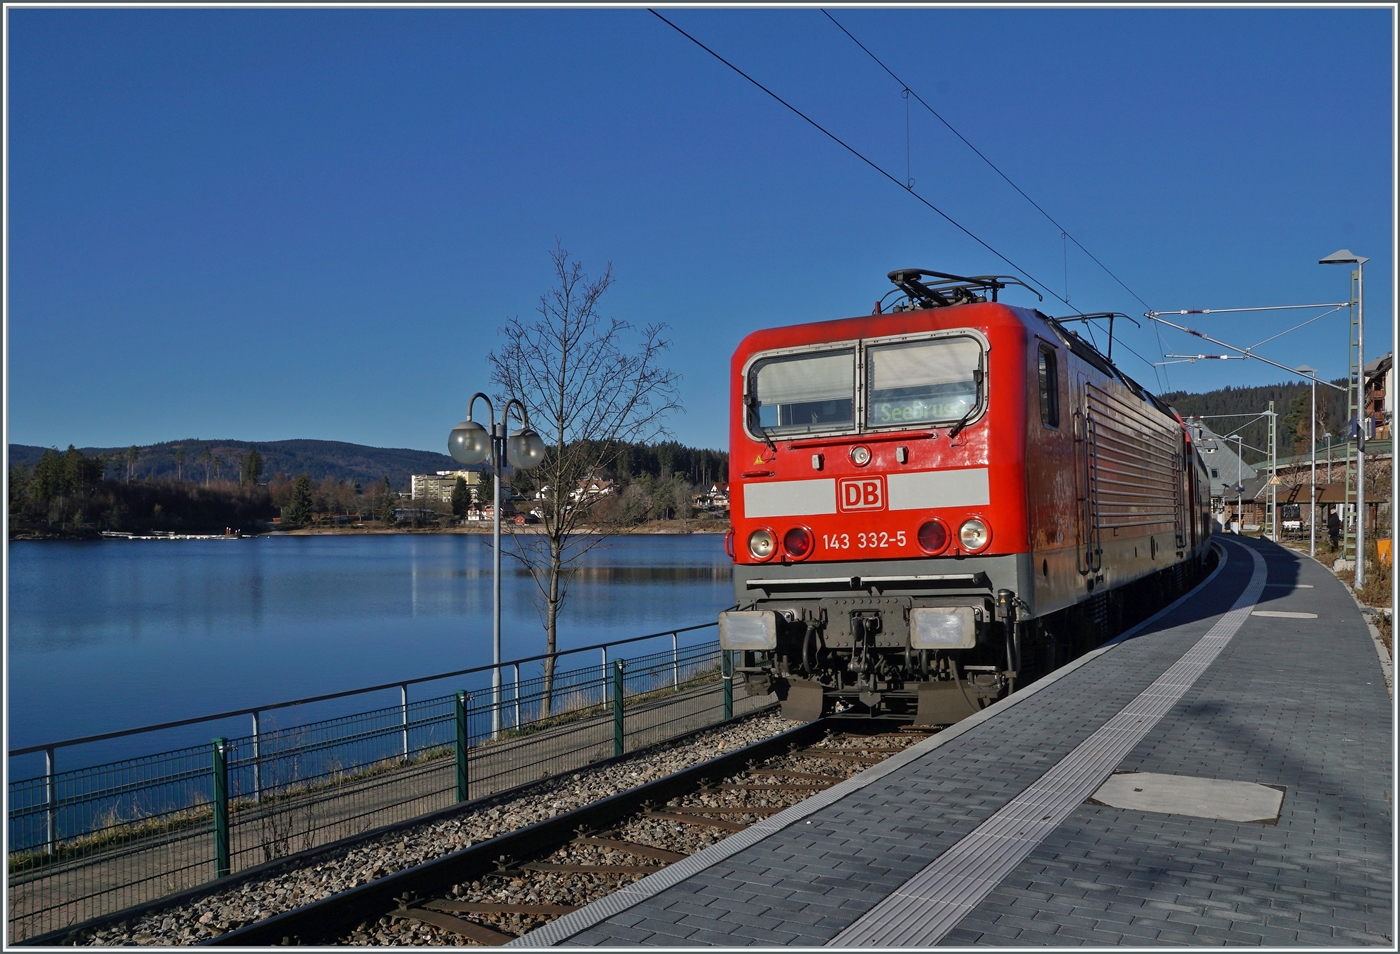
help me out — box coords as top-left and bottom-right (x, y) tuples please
(1184, 419), (1257, 498)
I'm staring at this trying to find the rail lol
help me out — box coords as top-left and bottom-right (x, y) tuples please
(6, 622), (768, 944)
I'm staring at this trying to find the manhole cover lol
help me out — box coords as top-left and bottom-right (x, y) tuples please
(1090, 772), (1284, 823)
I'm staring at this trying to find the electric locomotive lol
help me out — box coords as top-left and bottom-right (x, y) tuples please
(718, 270), (1213, 723)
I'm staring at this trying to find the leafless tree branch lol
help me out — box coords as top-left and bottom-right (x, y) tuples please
(488, 242), (681, 713)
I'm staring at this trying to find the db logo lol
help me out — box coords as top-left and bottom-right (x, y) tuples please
(838, 476), (885, 512)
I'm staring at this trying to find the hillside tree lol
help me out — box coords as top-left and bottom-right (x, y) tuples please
(125, 445), (140, 484)
(283, 474), (314, 527)
(377, 477), (397, 524)
(490, 243), (680, 714)
(241, 448), (264, 486)
(451, 475), (470, 520)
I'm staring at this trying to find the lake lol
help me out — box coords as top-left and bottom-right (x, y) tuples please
(6, 533), (734, 766)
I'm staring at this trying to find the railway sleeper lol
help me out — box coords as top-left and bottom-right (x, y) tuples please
(424, 900), (582, 917)
(644, 810), (749, 832)
(570, 836), (687, 862)
(390, 907), (515, 946)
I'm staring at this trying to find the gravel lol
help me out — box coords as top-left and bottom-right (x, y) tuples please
(335, 729), (925, 946)
(70, 711), (802, 947)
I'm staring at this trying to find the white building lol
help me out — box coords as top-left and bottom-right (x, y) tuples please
(410, 470), (481, 504)
(1184, 420), (1257, 501)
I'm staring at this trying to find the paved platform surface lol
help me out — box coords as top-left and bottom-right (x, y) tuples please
(517, 537), (1392, 947)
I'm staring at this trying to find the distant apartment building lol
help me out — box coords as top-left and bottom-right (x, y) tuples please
(1365, 353), (1392, 440)
(410, 470), (481, 504)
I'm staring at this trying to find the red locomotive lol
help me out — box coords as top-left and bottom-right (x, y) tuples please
(718, 270), (1213, 722)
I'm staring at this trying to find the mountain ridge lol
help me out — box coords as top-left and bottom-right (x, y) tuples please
(8, 439), (461, 491)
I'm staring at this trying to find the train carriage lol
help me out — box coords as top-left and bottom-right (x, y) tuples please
(719, 270), (1212, 722)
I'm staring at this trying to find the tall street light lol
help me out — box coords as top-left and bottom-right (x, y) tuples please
(1297, 366), (1318, 557)
(449, 394), (546, 737)
(1320, 249), (1368, 589)
(1228, 434), (1243, 532)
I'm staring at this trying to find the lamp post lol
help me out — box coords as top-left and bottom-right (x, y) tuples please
(449, 394), (546, 737)
(1298, 366), (1318, 557)
(1320, 249), (1367, 588)
(1228, 434), (1243, 532)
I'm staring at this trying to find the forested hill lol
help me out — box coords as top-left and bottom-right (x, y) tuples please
(8, 438), (730, 491)
(1161, 379), (1348, 464)
(8, 440), (459, 491)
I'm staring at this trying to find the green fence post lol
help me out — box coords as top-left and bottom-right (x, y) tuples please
(612, 660), (625, 757)
(722, 650), (733, 721)
(455, 692), (470, 802)
(211, 738), (230, 878)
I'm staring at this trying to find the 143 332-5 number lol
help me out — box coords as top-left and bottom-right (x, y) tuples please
(821, 531), (906, 551)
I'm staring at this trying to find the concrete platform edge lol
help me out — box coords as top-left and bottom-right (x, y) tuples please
(510, 545), (1230, 948)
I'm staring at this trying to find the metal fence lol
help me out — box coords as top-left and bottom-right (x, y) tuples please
(7, 625), (768, 944)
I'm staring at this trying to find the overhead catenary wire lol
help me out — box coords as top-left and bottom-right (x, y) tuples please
(1145, 313), (1348, 392)
(1246, 306), (1343, 351)
(820, 10), (1171, 391)
(647, 14), (1061, 308)
(649, 9), (1168, 385)
(820, 11), (1158, 319)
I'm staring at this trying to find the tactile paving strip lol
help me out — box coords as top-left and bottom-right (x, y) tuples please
(829, 544), (1267, 947)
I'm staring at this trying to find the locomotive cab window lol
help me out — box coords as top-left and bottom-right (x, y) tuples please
(1038, 346), (1060, 428)
(748, 348), (855, 437)
(866, 336), (982, 429)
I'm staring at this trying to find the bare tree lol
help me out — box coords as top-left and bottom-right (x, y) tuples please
(490, 243), (680, 714)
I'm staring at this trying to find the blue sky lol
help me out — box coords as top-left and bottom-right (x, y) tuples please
(6, 7), (1393, 454)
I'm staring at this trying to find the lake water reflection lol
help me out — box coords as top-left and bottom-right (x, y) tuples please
(6, 534), (733, 754)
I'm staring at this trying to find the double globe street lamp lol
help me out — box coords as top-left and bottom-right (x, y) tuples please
(449, 394), (546, 737)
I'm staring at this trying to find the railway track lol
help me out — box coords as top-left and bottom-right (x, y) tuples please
(204, 717), (933, 946)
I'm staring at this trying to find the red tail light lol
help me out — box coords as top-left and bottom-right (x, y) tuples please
(917, 519), (949, 554)
(783, 526), (814, 559)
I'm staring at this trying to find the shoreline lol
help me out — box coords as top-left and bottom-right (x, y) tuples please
(273, 521), (730, 536)
(10, 521), (731, 541)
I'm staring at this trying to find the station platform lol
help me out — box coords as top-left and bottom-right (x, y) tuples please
(513, 536), (1393, 947)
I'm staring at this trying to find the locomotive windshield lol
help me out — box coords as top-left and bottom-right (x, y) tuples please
(749, 347), (855, 436)
(866, 336), (982, 428)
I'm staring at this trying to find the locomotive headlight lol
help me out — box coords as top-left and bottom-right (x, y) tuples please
(748, 528), (777, 560)
(959, 518), (990, 551)
(719, 611), (779, 650)
(910, 607), (978, 649)
(849, 445), (872, 466)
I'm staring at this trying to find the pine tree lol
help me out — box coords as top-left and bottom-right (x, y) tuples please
(378, 478), (397, 525)
(240, 448), (264, 486)
(283, 474), (314, 527)
(451, 476), (470, 519)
